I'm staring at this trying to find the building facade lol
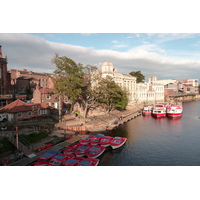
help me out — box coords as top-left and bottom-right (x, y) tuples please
(0, 46), (13, 107)
(101, 62), (165, 105)
(101, 61), (137, 104)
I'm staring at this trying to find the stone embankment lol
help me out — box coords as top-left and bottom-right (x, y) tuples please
(56, 103), (144, 134)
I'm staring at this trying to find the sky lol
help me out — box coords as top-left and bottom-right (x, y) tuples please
(1, 33), (200, 81)
(1, 0), (200, 198)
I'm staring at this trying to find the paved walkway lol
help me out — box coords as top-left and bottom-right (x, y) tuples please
(8, 136), (81, 166)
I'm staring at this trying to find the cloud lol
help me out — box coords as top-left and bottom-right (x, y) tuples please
(147, 33), (199, 41)
(111, 40), (119, 44)
(1, 33), (200, 81)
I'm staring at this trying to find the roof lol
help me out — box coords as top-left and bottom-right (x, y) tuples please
(0, 99), (51, 113)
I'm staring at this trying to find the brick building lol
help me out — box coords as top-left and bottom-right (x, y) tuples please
(0, 99), (52, 122)
(0, 45), (13, 107)
(10, 68), (55, 99)
(32, 85), (59, 109)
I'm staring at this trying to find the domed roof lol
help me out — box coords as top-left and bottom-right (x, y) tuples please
(102, 61), (113, 66)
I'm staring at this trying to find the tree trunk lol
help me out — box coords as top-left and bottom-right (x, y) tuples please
(58, 95), (62, 122)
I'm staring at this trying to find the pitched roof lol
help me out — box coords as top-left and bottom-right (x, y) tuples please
(0, 99), (51, 113)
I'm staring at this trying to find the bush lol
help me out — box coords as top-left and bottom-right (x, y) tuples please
(0, 138), (16, 154)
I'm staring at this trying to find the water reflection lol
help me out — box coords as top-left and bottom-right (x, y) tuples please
(99, 101), (200, 166)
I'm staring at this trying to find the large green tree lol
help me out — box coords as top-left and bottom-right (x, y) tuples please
(52, 54), (85, 103)
(97, 76), (129, 113)
(52, 55), (102, 119)
(129, 70), (145, 83)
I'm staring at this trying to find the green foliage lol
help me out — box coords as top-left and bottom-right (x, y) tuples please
(25, 86), (33, 100)
(20, 131), (49, 144)
(52, 54), (85, 103)
(129, 70), (145, 83)
(97, 76), (128, 112)
(0, 138), (16, 154)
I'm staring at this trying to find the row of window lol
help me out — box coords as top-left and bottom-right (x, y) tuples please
(17, 109), (47, 118)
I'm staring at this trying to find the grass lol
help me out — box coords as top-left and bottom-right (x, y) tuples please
(20, 131), (49, 144)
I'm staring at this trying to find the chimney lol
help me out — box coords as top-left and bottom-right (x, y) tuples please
(0, 45), (2, 58)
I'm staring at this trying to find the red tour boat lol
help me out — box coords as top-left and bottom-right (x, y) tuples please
(152, 104), (166, 118)
(85, 145), (106, 158)
(110, 137), (127, 149)
(167, 103), (183, 118)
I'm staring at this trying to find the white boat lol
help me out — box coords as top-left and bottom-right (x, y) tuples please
(142, 105), (153, 116)
(167, 102), (183, 118)
(152, 103), (167, 118)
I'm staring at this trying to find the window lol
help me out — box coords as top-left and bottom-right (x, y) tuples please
(28, 111), (32, 116)
(18, 112), (22, 118)
(38, 109), (47, 115)
(46, 94), (50, 99)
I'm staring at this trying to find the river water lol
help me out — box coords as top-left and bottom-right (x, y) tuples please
(99, 100), (200, 166)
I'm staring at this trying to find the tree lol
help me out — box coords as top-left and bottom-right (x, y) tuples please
(52, 54), (102, 119)
(25, 86), (33, 100)
(97, 76), (129, 113)
(129, 71), (145, 83)
(52, 54), (85, 121)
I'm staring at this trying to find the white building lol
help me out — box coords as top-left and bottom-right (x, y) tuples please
(101, 61), (137, 104)
(136, 76), (165, 103)
(100, 62), (165, 105)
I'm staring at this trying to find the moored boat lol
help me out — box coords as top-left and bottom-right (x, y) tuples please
(142, 106), (153, 116)
(99, 136), (113, 147)
(48, 154), (75, 166)
(110, 137), (127, 149)
(62, 157), (83, 166)
(152, 103), (167, 118)
(74, 144), (91, 157)
(85, 145), (106, 158)
(90, 136), (101, 145)
(76, 157), (99, 166)
(34, 150), (61, 166)
(167, 102), (183, 118)
(63, 143), (80, 154)
(79, 135), (91, 145)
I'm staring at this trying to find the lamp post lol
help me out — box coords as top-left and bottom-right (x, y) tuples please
(16, 126), (19, 150)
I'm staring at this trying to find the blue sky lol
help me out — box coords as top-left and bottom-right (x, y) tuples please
(29, 33), (200, 55)
(1, 33), (200, 81)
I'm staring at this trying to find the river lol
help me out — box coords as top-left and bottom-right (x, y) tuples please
(99, 100), (200, 166)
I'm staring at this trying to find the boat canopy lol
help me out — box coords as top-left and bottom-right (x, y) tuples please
(79, 160), (91, 165)
(89, 147), (100, 151)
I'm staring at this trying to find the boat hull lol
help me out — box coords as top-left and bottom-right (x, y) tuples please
(167, 113), (182, 118)
(142, 111), (152, 116)
(152, 113), (166, 118)
(110, 137), (127, 149)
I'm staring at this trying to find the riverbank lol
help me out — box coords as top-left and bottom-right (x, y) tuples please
(55, 103), (144, 134)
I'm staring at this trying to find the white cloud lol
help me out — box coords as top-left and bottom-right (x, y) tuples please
(1, 33), (200, 80)
(111, 40), (119, 44)
(147, 33), (199, 40)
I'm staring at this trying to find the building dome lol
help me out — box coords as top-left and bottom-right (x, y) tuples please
(102, 61), (113, 67)
(102, 61), (114, 73)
